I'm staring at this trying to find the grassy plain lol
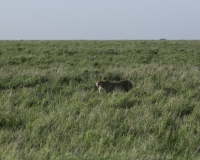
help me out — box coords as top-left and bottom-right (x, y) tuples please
(0, 40), (200, 159)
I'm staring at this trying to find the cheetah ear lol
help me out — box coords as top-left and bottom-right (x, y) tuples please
(101, 75), (104, 80)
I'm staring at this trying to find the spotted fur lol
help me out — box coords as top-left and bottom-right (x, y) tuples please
(95, 80), (133, 93)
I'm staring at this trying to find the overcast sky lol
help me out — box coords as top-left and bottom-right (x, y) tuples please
(1, 0), (200, 40)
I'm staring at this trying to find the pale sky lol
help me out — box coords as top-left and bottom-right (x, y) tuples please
(1, 0), (200, 40)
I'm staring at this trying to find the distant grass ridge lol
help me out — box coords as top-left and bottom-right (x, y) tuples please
(0, 40), (200, 160)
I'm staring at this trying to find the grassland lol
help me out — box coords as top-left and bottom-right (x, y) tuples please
(0, 40), (200, 159)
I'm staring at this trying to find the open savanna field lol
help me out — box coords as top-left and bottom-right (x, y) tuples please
(0, 40), (200, 159)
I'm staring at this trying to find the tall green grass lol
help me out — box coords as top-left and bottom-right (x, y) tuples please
(0, 40), (200, 159)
